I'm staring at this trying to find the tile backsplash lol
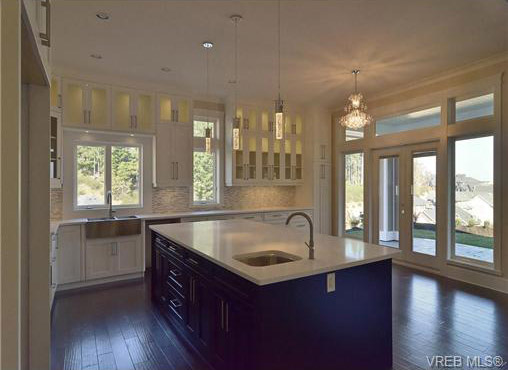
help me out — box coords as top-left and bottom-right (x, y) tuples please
(51, 186), (297, 220)
(152, 186), (297, 213)
(50, 188), (63, 221)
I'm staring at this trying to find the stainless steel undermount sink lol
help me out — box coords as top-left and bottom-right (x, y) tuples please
(86, 216), (141, 239)
(234, 250), (302, 267)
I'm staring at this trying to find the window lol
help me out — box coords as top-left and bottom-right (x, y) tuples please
(345, 127), (364, 141)
(455, 93), (494, 122)
(76, 145), (106, 207)
(412, 152), (437, 256)
(193, 119), (218, 204)
(453, 136), (494, 264)
(111, 146), (141, 206)
(376, 106), (441, 136)
(75, 143), (142, 209)
(344, 153), (364, 239)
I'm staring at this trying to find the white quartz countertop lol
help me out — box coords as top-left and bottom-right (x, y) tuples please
(150, 220), (400, 286)
(50, 207), (312, 234)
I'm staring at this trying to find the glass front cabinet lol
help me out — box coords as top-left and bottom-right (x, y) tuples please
(226, 104), (303, 186)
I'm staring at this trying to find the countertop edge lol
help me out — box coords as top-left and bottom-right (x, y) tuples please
(50, 206), (314, 233)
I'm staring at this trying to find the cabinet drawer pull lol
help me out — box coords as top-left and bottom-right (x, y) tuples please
(225, 303), (229, 332)
(170, 298), (182, 308)
(187, 258), (199, 266)
(168, 276), (182, 289)
(220, 300), (225, 330)
(170, 269), (181, 277)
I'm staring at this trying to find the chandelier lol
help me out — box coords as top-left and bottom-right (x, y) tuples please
(339, 70), (373, 130)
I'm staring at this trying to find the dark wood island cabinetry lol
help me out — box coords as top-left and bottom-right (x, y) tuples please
(151, 228), (394, 370)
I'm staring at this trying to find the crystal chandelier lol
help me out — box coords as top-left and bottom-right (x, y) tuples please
(203, 41), (213, 154)
(339, 70), (373, 130)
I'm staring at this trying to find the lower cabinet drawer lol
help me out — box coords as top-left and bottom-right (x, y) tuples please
(166, 285), (185, 322)
(167, 260), (185, 296)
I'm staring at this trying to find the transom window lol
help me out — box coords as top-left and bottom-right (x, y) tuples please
(75, 143), (142, 209)
(376, 106), (441, 136)
(455, 93), (494, 122)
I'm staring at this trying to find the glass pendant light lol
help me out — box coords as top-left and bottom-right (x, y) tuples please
(339, 70), (373, 130)
(231, 15), (242, 151)
(203, 41), (213, 154)
(274, 0), (284, 140)
(205, 127), (212, 154)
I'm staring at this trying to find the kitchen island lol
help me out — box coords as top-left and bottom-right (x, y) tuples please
(150, 219), (400, 370)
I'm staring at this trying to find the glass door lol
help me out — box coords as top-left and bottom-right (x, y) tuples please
(376, 154), (402, 249)
(373, 144), (439, 268)
(411, 151), (437, 257)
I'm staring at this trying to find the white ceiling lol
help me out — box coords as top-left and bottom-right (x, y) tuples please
(52, 0), (508, 110)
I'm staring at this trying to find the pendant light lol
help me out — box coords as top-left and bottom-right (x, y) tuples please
(339, 70), (373, 130)
(231, 15), (242, 151)
(274, 0), (284, 140)
(203, 41), (213, 154)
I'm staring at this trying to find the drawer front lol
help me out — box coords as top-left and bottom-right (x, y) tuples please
(184, 251), (212, 276)
(263, 211), (290, 224)
(166, 285), (185, 322)
(166, 259), (185, 296)
(234, 213), (263, 222)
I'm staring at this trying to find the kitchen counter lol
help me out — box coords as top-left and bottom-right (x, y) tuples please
(150, 219), (399, 285)
(50, 206), (312, 234)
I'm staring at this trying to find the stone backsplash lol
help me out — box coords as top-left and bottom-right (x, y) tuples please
(51, 186), (297, 220)
(152, 186), (297, 213)
(50, 188), (64, 221)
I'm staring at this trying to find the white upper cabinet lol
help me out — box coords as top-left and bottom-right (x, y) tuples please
(157, 94), (192, 124)
(50, 76), (62, 111)
(226, 104), (303, 186)
(155, 123), (192, 187)
(62, 79), (111, 129)
(112, 88), (155, 133)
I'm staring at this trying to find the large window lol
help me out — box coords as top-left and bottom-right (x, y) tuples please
(344, 152), (364, 239)
(453, 136), (494, 264)
(376, 106), (441, 136)
(193, 119), (218, 204)
(75, 143), (141, 209)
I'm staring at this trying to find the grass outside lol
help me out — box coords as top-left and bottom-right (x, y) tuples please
(345, 227), (493, 249)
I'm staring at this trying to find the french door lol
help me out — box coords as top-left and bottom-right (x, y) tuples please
(373, 143), (439, 268)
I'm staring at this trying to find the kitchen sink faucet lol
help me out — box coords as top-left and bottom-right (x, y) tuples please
(285, 212), (314, 260)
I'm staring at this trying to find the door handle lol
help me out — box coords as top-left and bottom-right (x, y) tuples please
(134, 115), (138, 129)
(171, 162), (175, 180)
(130, 115), (133, 129)
(175, 162), (179, 180)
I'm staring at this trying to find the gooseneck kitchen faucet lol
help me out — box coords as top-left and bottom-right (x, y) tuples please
(285, 212), (314, 260)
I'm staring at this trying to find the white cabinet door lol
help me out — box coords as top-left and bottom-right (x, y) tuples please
(115, 238), (143, 275)
(86, 240), (115, 280)
(171, 124), (192, 186)
(57, 225), (82, 284)
(155, 124), (172, 186)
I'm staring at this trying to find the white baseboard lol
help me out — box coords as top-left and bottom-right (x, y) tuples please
(56, 272), (145, 292)
(393, 260), (508, 294)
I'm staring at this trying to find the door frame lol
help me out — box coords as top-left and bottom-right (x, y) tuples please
(372, 141), (440, 269)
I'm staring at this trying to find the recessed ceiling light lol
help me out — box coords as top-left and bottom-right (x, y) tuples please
(90, 53), (103, 59)
(202, 41), (214, 49)
(130, 134), (135, 137)
(161, 67), (171, 72)
(96, 12), (110, 20)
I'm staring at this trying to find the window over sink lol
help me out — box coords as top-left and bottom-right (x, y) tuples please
(75, 143), (142, 209)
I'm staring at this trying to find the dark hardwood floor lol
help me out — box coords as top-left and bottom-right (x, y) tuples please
(51, 265), (508, 370)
